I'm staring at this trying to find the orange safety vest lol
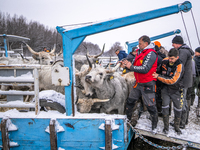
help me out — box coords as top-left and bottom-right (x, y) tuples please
(134, 48), (157, 83)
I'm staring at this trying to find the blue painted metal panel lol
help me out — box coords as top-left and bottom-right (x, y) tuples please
(60, 33), (86, 116)
(126, 29), (181, 53)
(0, 118), (131, 149)
(3, 34), (8, 57)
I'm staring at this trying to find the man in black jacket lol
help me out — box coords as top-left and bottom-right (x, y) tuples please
(172, 35), (194, 129)
(152, 48), (184, 135)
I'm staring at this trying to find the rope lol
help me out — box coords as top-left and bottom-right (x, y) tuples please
(191, 9), (200, 45)
(180, 11), (192, 49)
(59, 22), (94, 28)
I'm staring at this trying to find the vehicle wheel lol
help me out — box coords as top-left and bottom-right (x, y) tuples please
(40, 99), (65, 114)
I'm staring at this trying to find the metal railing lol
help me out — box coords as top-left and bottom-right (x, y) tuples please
(0, 65), (40, 115)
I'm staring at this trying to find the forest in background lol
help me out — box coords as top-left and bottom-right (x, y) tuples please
(0, 12), (123, 57)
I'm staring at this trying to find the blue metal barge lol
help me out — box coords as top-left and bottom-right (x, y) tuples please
(0, 1), (194, 149)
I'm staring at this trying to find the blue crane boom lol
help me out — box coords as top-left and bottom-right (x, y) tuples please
(56, 1), (192, 116)
(126, 29), (181, 53)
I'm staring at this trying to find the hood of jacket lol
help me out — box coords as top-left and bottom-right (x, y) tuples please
(179, 44), (194, 56)
(138, 42), (155, 54)
(145, 42), (155, 50)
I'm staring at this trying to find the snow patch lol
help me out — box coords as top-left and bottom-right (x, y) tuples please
(45, 118), (65, 133)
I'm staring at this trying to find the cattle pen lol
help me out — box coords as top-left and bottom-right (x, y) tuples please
(1, 1), (200, 149)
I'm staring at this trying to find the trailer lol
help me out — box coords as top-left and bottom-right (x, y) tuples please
(1, 1), (197, 149)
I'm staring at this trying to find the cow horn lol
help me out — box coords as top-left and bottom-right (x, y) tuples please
(92, 98), (110, 103)
(50, 44), (56, 54)
(58, 45), (63, 56)
(106, 63), (121, 73)
(87, 43), (105, 58)
(75, 54), (92, 77)
(25, 43), (39, 55)
(76, 98), (85, 104)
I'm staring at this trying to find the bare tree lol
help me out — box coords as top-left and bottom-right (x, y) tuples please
(0, 12), (62, 56)
(103, 42), (123, 56)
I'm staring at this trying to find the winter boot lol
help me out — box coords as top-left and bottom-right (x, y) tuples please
(126, 106), (133, 121)
(174, 117), (182, 135)
(162, 115), (169, 134)
(125, 98), (137, 120)
(185, 99), (191, 125)
(180, 111), (187, 129)
(174, 109), (182, 135)
(151, 113), (158, 130)
(147, 105), (158, 130)
(156, 100), (162, 117)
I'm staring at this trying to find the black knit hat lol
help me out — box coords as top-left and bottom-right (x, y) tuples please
(195, 47), (200, 53)
(172, 35), (184, 44)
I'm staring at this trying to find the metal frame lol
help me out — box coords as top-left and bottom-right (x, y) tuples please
(0, 34), (30, 57)
(126, 29), (181, 53)
(56, 1), (192, 116)
(0, 65), (40, 115)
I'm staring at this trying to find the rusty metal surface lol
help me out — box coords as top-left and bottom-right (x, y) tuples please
(1, 119), (10, 150)
(50, 119), (57, 150)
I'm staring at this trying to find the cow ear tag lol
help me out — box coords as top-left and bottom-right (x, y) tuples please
(96, 60), (99, 63)
(110, 75), (114, 80)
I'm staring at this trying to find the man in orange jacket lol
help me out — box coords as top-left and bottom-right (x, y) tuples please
(123, 35), (158, 131)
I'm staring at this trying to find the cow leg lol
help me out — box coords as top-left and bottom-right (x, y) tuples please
(118, 106), (125, 115)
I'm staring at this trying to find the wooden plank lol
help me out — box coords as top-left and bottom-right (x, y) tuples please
(49, 119), (57, 150)
(105, 120), (112, 150)
(1, 119), (10, 150)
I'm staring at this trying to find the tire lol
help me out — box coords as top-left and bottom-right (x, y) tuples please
(40, 99), (66, 114)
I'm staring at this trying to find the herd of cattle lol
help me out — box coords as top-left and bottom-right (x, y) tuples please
(0, 43), (139, 115)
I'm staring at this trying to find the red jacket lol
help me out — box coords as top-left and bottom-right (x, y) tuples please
(134, 49), (157, 83)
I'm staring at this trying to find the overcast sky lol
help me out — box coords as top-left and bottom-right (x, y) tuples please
(1, 0), (200, 52)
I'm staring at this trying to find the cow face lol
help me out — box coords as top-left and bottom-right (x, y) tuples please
(85, 67), (108, 87)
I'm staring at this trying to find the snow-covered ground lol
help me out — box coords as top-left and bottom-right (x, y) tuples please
(135, 96), (200, 144)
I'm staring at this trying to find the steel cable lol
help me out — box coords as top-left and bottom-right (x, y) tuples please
(180, 11), (192, 49)
(191, 9), (200, 45)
